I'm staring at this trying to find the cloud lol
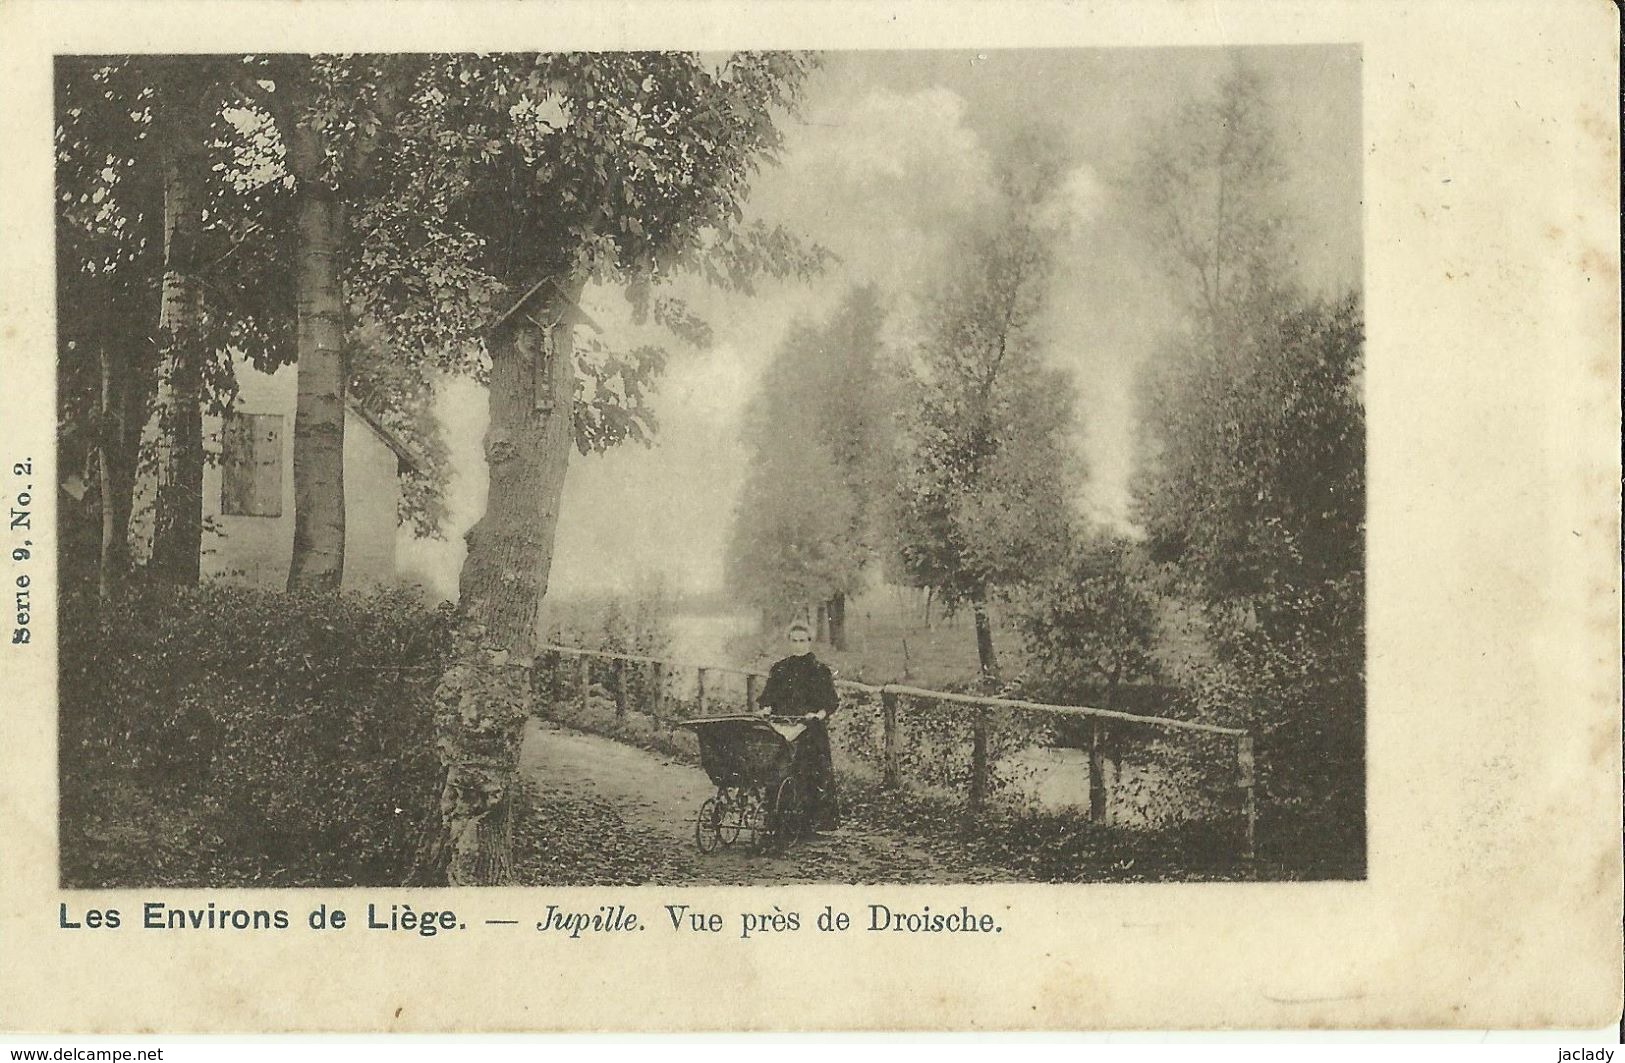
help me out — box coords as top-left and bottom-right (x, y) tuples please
(806, 86), (985, 186)
(754, 86), (994, 293)
(1039, 164), (1108, 235)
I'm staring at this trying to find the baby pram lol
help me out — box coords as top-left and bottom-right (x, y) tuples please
(678, 714), (815, 852)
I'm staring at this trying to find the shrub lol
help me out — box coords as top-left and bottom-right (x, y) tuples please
(60, 581), (455, 885)
(1010, 534), (1160, 707)
(1159, 574), (1366, 877)
(839, 778), (1253, 883)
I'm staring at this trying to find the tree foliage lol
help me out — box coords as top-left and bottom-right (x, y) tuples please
(892, 147), (1081, 615)
(727, 283), (895, 618)
(378, 52), (826, 444)
(1138, 65), (1288, 340)
(1129, 63), (1365, 872)
(1013, 534), (1159, 705)
(1135, 295), (1364, 600)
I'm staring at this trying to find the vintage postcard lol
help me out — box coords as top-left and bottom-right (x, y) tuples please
(0, 0), (1618, 1034)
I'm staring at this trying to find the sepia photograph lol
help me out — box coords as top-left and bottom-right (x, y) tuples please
(3, 0), (1619, 1037)
(54, 46), (1365, 890)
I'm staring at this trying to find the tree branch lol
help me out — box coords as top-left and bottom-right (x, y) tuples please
(351, 57), (417, 186)
(200, 220), (264, 273)
(228, 73), (273, 112)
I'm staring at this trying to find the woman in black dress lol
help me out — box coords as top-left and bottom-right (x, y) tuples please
(756, 620), (839, 831)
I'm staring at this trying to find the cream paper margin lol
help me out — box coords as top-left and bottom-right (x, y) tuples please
(0, 0), (1618, 1035)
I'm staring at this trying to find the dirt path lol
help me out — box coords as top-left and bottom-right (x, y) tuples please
(517, 719), (1020, 885)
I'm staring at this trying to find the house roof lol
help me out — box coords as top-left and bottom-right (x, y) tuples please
(347, 401), (428, 477)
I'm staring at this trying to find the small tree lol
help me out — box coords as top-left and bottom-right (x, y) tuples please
(1138, 64), (1288, 350)
(893, 147), (1082, 678)
(144, 59), (221, 587)
(55, 58), (166, 599)
(1134, 296), (1364, 604)
(227, 55), (427, 591)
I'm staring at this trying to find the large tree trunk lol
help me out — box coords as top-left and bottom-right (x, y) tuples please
(105, 118), (166, 590)
(971, 590), (999, 681)
(112, 337), (159, 570)
(284, 119), (350, 592)
(97, 341), (126, 602)
(411, 277), (580, 886)
(96, 341), (118, 603)
(95, 288), (160, 601)
(148, 96), (207, 586)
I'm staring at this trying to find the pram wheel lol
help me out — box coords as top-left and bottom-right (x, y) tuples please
(716, 788), (747, 847)
(767, 777), (807, 850)
(695, 796), (723, 853)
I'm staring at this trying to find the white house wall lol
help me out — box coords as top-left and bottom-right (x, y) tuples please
(199, 361), (401, 590)
(340, 406), (401, 587)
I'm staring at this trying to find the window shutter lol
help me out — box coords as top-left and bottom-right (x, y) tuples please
(221, 413), (283, 517)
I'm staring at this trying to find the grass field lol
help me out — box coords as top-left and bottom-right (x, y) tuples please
(722, 587), (1029, 691)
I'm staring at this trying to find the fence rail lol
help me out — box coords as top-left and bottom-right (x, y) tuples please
(533, 642), (1256, 859)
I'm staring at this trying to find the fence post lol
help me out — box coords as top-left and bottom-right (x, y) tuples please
(695, 667), (708, 717)
(576, 654), (589, 715)
(651, 661), (667, 718)
(1088, 719), (1107, 822)
(1237, 734), (1257, 861)
(881, 689), (900, 789)
(969, 707), (989, 812)
(745, 673), (759, 714)
(548, 649), (560, 706)
(611, 658), (627, 718)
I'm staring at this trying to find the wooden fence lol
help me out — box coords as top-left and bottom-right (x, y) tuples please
(534, 642), (1257, 860)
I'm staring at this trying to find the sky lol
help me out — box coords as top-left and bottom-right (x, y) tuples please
(397, 45), (1363, 603)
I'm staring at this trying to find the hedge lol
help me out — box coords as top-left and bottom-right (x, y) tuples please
(60, 582), (454, 886)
